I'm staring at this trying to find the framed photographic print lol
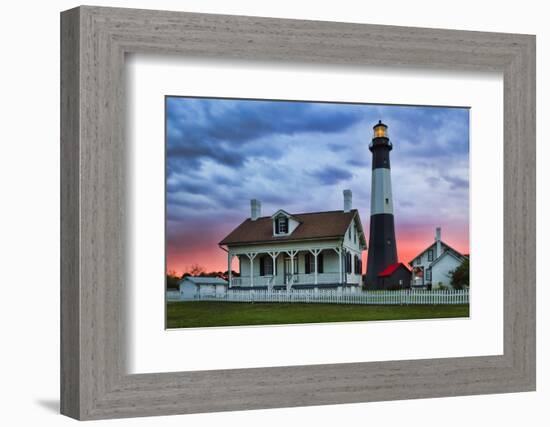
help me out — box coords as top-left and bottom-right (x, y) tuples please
(164, 96), (471, 329)
(61, 6), (536, 420)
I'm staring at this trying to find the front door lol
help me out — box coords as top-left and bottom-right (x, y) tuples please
(284, 257), (298, 285)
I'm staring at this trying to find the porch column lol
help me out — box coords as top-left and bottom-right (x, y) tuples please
(333, 247), (342, 284)
(314, 253), (318, 285)
(309, 249), (321, 285)
(267, 251), (280, 289)
(246, 252), (257, 287)
(227, 252), (234, 288)
(285, 250), (298, 290)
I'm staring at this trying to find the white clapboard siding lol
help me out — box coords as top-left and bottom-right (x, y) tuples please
(168, 288), (469, 305)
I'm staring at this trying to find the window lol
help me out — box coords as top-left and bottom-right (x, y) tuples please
(264, 257), (273, 276)
(353, 225), (357, 244)
(345, 252), (352, 273)
(415, 257), (421, 265)
(305, 253), (316, 274)
(427, 249), (434, 262)
(348, 226), (351, 239)
(259, 256), (274, 276)
(425, 269), (432, 281)
(276, 216), (288, 234)
(385, 198), (389, 204)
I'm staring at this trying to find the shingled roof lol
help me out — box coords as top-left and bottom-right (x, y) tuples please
(219, 209), (364, 246)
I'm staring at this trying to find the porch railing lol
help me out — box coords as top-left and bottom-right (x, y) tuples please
(292, 272), (341, 284)
(231, 272), (344, 287)
(231, 276), (274, 287)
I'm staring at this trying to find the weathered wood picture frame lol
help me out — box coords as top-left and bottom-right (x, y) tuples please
(60, 6), (536, 420)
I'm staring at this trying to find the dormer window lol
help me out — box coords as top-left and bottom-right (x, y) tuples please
(276, 216), (288, 234)
(271, 210), (296, 236)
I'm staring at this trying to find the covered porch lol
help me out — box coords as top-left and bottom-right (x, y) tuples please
(227, 247), (362, 289)
(411, 266), (429, 288)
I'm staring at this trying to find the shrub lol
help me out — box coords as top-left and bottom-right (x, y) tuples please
(450, 258), (469, 289)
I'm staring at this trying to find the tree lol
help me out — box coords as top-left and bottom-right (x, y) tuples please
(450, 258), (469, 290)
(166, 269), (181, 290)
(187, 264), (205, 276)
(221, 270), (240, 281)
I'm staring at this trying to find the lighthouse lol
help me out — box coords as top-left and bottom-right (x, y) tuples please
(366, 120), (398, 288)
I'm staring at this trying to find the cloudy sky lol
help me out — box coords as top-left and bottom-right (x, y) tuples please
(166, 96), (469, 275)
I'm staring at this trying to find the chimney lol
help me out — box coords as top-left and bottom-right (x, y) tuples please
(343, 189), (352, 213)
(250, 199), (261, 221)
(435, 227), (442, 258)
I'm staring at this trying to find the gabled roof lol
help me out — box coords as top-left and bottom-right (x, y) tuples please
(219, 209), (366, 247)
(271, 209), (299, 221)
(378, 262), (411, 277)
(408, 241), (464, 266)
(429, 250), (464, 268)
(180, 276), (228, 285)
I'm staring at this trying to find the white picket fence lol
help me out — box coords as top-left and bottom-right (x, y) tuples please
(166, 290), (182, 301)
(169, 288), (469, 305)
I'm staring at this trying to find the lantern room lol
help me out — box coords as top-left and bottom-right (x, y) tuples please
(373, 120), (388, 139)
(369, 120), (392, 151)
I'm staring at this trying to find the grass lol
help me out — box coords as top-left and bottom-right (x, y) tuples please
(166, 301), (469, 329)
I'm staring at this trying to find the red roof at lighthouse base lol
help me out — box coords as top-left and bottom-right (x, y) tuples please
(378, 262), (411, 278)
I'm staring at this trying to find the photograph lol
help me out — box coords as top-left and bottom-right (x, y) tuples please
(164, 96), (470, 328)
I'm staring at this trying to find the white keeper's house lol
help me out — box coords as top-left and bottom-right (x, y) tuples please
(408, 227), (467, 289)
(219, 190), (367, 290)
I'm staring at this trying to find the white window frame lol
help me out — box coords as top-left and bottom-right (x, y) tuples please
(427, 249), (434, 262)
(307, 254), (316, 274)
(263, 256), (274, 276)
(277, 216), (288, 234)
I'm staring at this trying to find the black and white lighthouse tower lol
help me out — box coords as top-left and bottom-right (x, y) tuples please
(366, 121), (398, 288)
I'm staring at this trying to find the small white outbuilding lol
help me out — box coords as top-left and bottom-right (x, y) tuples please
(178, 276), (228, 300)
(408, 227), (467, 289)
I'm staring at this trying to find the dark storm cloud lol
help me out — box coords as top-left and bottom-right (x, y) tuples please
(310, 166), (354, 185)
(167, 140), (246, 168)
(379, 106), (470, 158)
(166, 97), (364, 171)
(347, 157), (369, 167)
(441, 173), (469, 190)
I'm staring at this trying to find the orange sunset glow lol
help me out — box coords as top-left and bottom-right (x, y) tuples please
(166, 222), (470, 276)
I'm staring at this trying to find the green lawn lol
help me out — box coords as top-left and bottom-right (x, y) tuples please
(166, 301), (469, 328)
